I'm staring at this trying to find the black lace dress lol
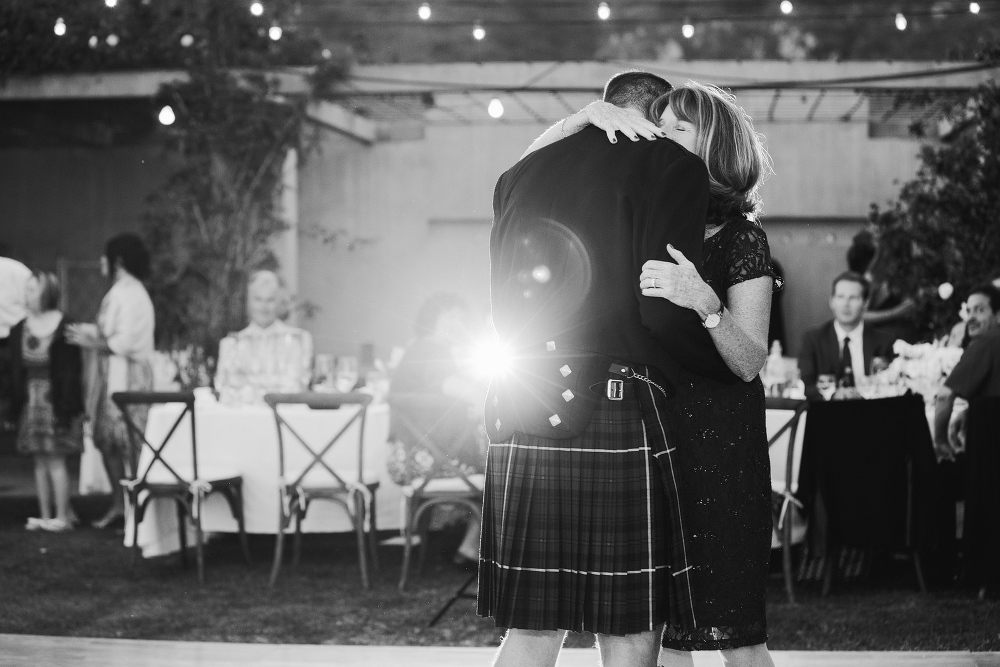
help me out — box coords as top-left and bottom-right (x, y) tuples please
(660, 216), (780, 652)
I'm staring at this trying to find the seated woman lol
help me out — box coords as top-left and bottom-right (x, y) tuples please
(388, 293), (487, 567)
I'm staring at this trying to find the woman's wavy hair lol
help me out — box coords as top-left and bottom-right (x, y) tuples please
(650, 81), (774, 222)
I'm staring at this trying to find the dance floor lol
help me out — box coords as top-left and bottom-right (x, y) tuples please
(1, 635), (998, 667)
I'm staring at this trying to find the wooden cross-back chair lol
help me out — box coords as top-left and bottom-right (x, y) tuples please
(387, 393), (485, 601)
(113, 391), (249, 584)
(765, 396), (809, 603)
(264, 392), (380, 588)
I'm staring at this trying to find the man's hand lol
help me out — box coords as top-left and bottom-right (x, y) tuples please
(640, 245), (720, 318)
(582, 101), (666, 144)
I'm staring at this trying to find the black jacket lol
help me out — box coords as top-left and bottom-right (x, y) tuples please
(798, 320), (896, 401)
(487, 127), (738, 441)
(7, 318), (85, 428)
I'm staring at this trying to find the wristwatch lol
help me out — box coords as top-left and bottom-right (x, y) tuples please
(702, 306), (724, 329)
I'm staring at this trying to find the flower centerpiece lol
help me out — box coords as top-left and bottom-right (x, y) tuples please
(886, 339), (964, 405)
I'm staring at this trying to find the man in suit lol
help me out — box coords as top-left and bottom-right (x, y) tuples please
(799, 270), (896, 401)
(481, 72), (738, 667)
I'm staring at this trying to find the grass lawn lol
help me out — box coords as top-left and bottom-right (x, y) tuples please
(0, 498), (997, 651)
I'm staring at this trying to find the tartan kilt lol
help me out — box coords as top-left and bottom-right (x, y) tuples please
(477, 378), (693, 635)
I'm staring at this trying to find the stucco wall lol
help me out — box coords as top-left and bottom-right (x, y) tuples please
(297, 119), (918, 361)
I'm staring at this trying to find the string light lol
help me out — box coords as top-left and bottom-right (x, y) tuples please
(180, 34), (194, 47)
(487, 98), (504, 118)
(53, 18), (66, 36)
(88, 35), (98, 48)
(105, 0), (117, 7)
(106, 33), (119, 46)
(472, 23), (485, 40)
(268, 25), (282, 40)
(322, 48), (333, 58)
(895, 12), (907, 30)
(780, 1), (793, 15)
(597, 2), (611, 20)
(682, 20), (694, 38)
(418, 2), (431, 20)
(969, 2), (980, 13)
(158, 106), (176, 126)
(250, 2), (264, 16)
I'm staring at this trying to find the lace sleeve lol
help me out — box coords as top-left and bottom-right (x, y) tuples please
(724, 223), (783, 292)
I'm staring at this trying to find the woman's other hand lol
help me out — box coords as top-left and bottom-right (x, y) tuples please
(640, 245), (720, 317)
(582, 101), (666, 144)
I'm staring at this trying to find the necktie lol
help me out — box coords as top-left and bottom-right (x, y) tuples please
(840, 337), (855, 387)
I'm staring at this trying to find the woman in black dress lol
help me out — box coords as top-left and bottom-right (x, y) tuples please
(520, 82), (778, 667)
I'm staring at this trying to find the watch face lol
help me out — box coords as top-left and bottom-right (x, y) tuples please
(704, 312), (721, 329)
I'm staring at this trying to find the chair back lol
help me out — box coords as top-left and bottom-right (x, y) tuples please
(765, 397), (808, 493)
(387, 392), (483, 494)
(112, 391), (198, 486)
(263, 392), (373, 489)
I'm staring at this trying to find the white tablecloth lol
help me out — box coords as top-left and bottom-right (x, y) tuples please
(125, 400), (398, 558)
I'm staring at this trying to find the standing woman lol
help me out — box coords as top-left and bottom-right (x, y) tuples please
(522, 82), (779, 667)
(9, 271), (85, 532)
(67, 233), (155, 529)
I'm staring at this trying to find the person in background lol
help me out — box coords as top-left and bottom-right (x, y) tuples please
(799, 271), (896, 401)
(846, 230), (918, 344)
(768, 257), (787, 352)
(388, 292), (486, 568)
(934, 284), (1000, 461)
(0, 243), (32, 431)
(67, 233), (155, 529)
(9, 271), (84, 532)
(947, 276), (1000, 348)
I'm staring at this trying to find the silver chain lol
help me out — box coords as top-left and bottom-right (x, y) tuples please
(627, 368), (667, 398)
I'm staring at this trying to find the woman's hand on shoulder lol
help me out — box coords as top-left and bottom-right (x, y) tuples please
(582, 101), (666, 144)
(639, 245), (719, 316)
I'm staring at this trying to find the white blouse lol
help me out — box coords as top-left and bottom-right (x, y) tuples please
(97, 275), (155, 394)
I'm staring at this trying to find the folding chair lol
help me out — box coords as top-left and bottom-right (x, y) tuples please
(387, 393), (484, 613)
(113, 391), (250, 584)
(264, 392), (380, 588)
(765, 396), (808, 603)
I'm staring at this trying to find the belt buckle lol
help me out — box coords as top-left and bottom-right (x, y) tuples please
(606, 379), (624, 401)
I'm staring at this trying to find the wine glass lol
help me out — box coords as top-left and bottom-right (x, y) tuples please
(335, 355), (359, 393)
(816, 374), (837, 401)
(313, 354), (334, 392)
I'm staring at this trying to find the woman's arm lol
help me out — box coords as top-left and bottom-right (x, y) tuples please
(520, 101), (665, 160)
(863, 296), (916, 325)
(640, 247), (771, 382)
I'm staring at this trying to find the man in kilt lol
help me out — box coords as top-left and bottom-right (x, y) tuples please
(479, 72), (738, 666)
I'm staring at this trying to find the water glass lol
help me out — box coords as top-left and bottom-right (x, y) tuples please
(335, 355), (359, 393)
(313, 354), (335, 392)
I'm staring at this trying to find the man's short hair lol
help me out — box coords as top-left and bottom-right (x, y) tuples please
(602, 71), (672, 118)
(831, 270), (870, 300)
(968, 283), (1000, 313)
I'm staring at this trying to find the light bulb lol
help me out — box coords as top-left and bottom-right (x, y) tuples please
(682, 22), (694, 39)
(895, 12), (907, 30)
(418, 3), (431, 20)
(472, 24), (486, 40)
(88, 35), (98, 48)
(250, 2), (264, 16)
(780, 1), (793, 15)
(487, 98), (504, 118)
(597, 2), (611, 20)
(105, 0), (117, 7)
(106, 33), (119, 47)
(969, 2), (980, 13)
(269, 25), (282, 40)
(321, 48), (332, 59)
(180, 34), (194, 47)
(158, 106), (176, 126)
(53, 18), (66, 36)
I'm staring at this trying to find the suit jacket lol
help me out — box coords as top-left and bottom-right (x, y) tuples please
(799, 320), (896, 401)
(487, 126), (738, 441)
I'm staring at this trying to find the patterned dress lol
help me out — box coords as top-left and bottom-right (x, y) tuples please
(16, 328), (83, 457)
(660, 216), (779, 651)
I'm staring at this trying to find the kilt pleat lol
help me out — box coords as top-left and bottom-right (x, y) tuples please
(478, 389), (676, 635)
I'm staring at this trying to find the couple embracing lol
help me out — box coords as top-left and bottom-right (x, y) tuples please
(479, 71), (779, 667)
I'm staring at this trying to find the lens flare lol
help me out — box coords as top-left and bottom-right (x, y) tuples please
(469, 339), (514, 378)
